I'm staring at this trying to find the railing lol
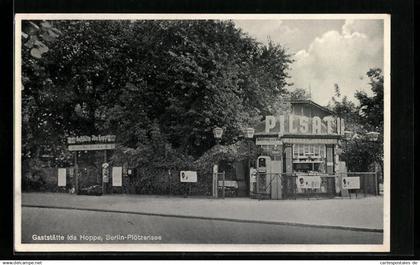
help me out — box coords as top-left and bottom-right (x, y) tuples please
(252, 171), (380, 200)
(336, 172), (379, 197)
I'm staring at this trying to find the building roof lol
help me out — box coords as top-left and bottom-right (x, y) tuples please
(289, 99), (336, 115)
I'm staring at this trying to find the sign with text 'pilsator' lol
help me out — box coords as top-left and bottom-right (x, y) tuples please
(263, 114), (345, 135)
(67, 135), (116, 151)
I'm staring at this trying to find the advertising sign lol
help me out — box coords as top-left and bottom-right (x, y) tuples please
(296, 175), (321, 189)
(262, 114), (345, 135)
(58, 168), (66, 187)
(68, 143), (116, 151)
(112, 167), (122, 186)
(218, 180), (238, 188)
(256, 137), (282, 146)
(67, 135), (116, 151)
(342, 177), (360, 189)
(67, 135), (116, 144)
(180, 171), (197, 182)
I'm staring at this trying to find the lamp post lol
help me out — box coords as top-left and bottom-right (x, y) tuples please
(243, 128), (255, 197)
(212, 127), (224, 198)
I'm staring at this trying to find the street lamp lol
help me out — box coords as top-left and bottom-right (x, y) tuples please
(213, 127), (223, 145)
(243, 127), (255, 140)
(366, 131), (380, 142)
(243, 128), (255, 195)
(212, 126), (224, 198)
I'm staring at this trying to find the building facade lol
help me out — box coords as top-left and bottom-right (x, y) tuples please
(250, 100), (346, 199)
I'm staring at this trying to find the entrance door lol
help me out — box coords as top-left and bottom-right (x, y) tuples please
(234, 160), (248, 197)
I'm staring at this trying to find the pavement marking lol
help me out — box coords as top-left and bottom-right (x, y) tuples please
(22, 204), (383, 233)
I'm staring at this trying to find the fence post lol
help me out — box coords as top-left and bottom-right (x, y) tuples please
(363, 174), (366, 197)
(212, 172), (217, 198)
(374, 170), (379, 196)
(222, 171), (225, 199)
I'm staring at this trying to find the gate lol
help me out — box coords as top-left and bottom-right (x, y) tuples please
(252, 173), (282, 199)
(76, 165), (101, 190)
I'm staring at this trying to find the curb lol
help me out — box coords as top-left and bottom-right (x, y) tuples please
(22, 204), (383, 233)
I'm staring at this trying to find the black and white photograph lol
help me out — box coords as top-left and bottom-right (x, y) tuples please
(14, 14), (390, 252)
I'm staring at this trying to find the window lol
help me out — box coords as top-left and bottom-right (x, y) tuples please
(293, 144), (326, 159)
(293, 162), (323, 173)
(258, 158), (266, 168)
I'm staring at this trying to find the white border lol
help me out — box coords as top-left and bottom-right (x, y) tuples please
(14, 13), (391, 253)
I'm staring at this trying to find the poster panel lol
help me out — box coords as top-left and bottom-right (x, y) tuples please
(180, 171), (197, 182)
(342, 176), (360, 189)
(112, 167), (122, 186)
(296, 175), (321, 189)
(57, 168), (66, 187)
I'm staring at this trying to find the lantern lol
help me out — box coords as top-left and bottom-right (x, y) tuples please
(243, 127), (255, 139)
(366, 131), (380, 142)
(213, 127), (224, 140)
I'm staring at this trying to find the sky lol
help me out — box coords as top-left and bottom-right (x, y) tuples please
(233, 19), (384, 106)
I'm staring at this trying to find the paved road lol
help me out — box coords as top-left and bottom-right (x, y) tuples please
(22, 193), (384, 230)
(22, 206), (382, 244)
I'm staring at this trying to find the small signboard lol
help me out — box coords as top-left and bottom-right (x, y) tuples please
(58, 168), (66, 187)
(68, 143), (116, 151)
(250, 168), (257, 183)
(180, 171), (197, 182)
(342, 177), (360, 189)
(67, 135), (116, 151)
(256, 137), (282, 146)
(296, 175), (321, 189)
(112, 167), (122, 186)
(218, 180), (238, 188)
(67, 135), (116, 144)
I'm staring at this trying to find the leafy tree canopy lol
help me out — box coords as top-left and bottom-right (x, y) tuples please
(329, 69), (384, 172)
(22, 20), (293, 164)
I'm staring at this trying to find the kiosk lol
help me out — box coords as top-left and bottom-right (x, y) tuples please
(251, 100), (345, 199)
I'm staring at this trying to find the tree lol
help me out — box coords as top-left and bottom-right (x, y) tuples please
(355, 68), (384, 133)
(21, 20), (70, 171)
(332, 69), (384, 172)
(287, 87), (311, 100)
(328, 84), (359, 130)
(22, 20), (293, 166)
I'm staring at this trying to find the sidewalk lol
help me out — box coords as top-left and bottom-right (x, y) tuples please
(21, 192), (384, 231)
